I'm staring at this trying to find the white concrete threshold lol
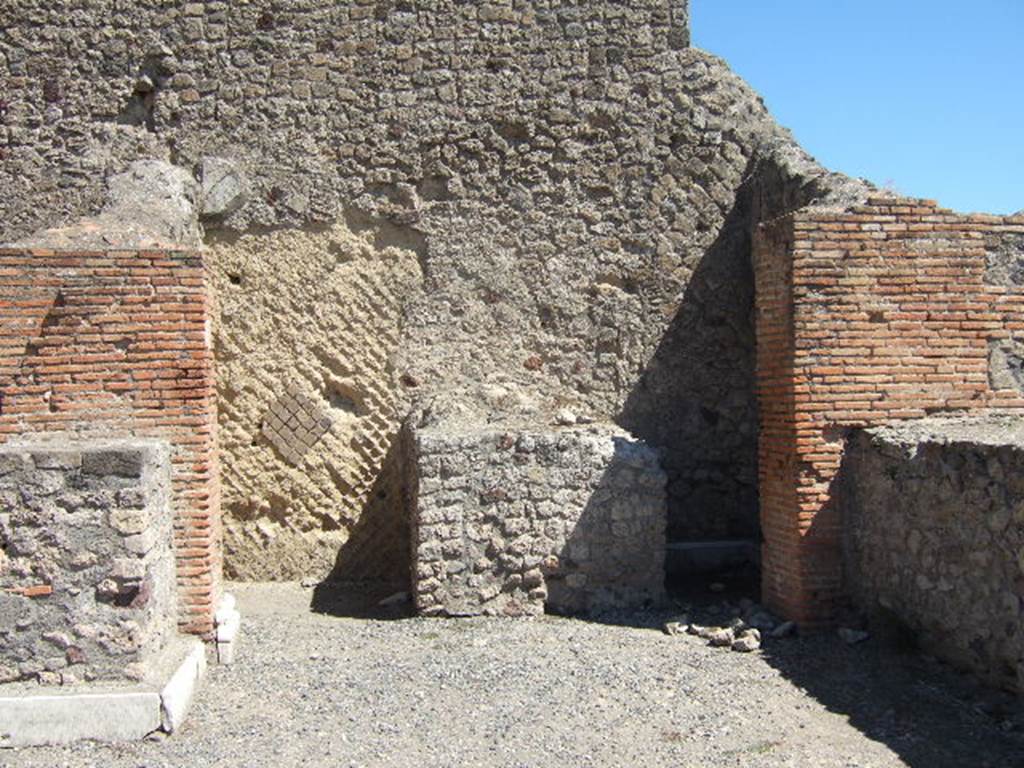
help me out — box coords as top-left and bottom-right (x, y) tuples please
(0, 637), (206, 748)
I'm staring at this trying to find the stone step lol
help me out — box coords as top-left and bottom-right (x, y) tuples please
(665, 539), (759, 576)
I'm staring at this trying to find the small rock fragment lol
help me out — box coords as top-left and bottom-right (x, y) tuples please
(199, 156), (248, 217)
(708, 628), (734, 647)
(692, 625), (718, 640)
(732, 634), (761, 653)
(663, 620), (686, 637)
(555, 408), (577, 426)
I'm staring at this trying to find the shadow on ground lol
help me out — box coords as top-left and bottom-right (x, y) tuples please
(549, 554), (1024, 767)
(311, 438), (413, 620)
(662, 565), (1024, 768)
(310, 579), (414, 620)
(759, 629), (1024, 768)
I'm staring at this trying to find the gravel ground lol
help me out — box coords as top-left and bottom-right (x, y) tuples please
(3, 582), (1023, 768)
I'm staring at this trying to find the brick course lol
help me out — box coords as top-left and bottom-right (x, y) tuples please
(754, 198), (1024, 624)
(0, 247), (220, 635)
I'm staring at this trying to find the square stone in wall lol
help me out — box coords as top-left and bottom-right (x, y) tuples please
(261, 384), (333, 465)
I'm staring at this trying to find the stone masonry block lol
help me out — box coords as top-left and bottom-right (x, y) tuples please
(0, 439), (177, 686)
(408, 420), (667, 617)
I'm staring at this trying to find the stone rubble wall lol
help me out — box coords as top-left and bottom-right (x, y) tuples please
(408, 421), (667, 616)
(0, 1), (689, 240)
(985, 227), (1024, 393)
(0, 0), (870, 571)
(0, 247), (220, 635)
(840, 417), (1024, 692)
(0, 440), (176, 686)
(753, 197), (1024, 624)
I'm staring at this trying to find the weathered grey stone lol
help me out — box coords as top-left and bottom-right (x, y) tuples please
(731, 630), (761, 653)
(842, 416), (1024, 691)
(199, 157), (248, 218)
(663, 621), (686, 637)
(0, 440), (176, 685)
(0, 692), (162, 747)
(82, 449), (146, 478)
(708, 628), (734, 648)
(8, 160), (201, 250)
(555, 409), (578, 427)
(989, 338), (1024, 394)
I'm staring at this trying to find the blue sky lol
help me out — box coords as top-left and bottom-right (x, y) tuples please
(692, 1), (1023, 214)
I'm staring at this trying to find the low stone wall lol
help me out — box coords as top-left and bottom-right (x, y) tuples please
(841, 417), (1024, 692)
(0, 440), (176, 685)
(408, 421), (667, 617)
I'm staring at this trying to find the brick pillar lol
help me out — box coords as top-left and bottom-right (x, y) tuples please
(753, 199), (1024, 625)
(0, 247), (222, 635)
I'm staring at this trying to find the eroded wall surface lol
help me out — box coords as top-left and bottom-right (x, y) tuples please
(1, 0), (869, 578)
(986, 228), (1024, 393)
(841, 418), (1024, 692)
(408, 421), (666, 617)
(0, 441), (176, 685)
(209, 224), (422, 581)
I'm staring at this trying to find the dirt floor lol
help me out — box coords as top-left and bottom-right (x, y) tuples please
(3, 582), (1023, 768)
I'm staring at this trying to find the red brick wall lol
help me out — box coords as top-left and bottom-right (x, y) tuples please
(0, 247), (221, 635)
(754, 198), (1024, 625)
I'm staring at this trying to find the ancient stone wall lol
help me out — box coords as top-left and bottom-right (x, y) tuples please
(408, 421), (666, 616)
(0, 0), (689, 240)
(0, 0), (871, 574)
(753, 197), (1024, 624)
(841, 418), (1024, 692)
(0, 440), (176, 686)
(986, 227), (1024, 393)
(0, 247), (220, 634)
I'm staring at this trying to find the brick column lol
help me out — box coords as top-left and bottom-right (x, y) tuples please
(754, 199), (1024, 625)
(0, 247), (221, 635)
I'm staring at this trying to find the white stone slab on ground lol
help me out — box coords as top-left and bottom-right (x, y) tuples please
(0, 637), (206, 747)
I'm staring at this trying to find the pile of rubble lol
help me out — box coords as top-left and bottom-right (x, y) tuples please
(663, 598), (796, 653)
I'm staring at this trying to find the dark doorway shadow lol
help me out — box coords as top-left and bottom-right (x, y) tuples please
(310, 438), (413, 619)
(617, 188), (760, 572)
